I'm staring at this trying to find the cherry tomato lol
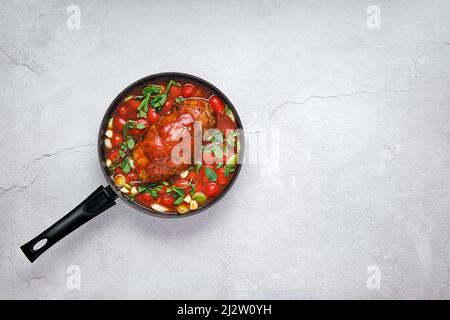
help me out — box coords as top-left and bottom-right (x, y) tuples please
(115, 167), (125, 175)
(117, 105), (128, 116)
(108, 149), (120, 161)
(127, 99), (140, 111)
(186, 171), (199, 184)
(173, 179), (189, 188)
(204, 183), (220, 197)
(199, 165), (215, 183)
(182, 83), (194, 97)
(217, 167), (230, 186)
(137, 192), (153, 203)
(126, 172), (138, 182)
(147, 109), (160, 123)
(160, 193), (175, 206)
(111, 134), (123, 147)
(209, 95), (225, 114)
(157, 185), (167, 195)
(113, 117), (127, 131)
(129, 128), (141, 136)
(161, 100), (173, 114)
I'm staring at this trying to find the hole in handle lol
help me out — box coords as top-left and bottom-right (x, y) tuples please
(33, 238), (48, 251)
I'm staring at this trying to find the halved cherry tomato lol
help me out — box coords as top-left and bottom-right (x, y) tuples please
(161, 100), (173, 114)
(147, 109), (160, 123)
(173, 179), (189, 188)
(113, 117), (127, 131)
(108, 149), (120, 161)
(126, 172), (138, 182)
(111, 134), (123, 147)
(186, 171), (199, 184)
(199, 165), (215, 183)
(217, 167), (230, 186)
(136, 192), (153, 203)
(157, 185), (167, 195)
(127, 99), (140, 111)
(209, 95), (225, 114)
(182, 84), (194, 97)
(117, 105), (128, 116)
(204, 183), (220, 197)
(115, 167), (125, 175)
(160, 193), (175, 206)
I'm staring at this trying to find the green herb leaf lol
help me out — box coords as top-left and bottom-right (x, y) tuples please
(126, 137), (135, 149)
(136, 122), (146, 129)
(150, 93), (167, 111)
(121, 157), (131, 173)
(164, 79), (181, 93)
(212, 145), (223, 160)
(138, 185), (147, 193)
(143, 85), (162, 95)
(216, 163), (223, 169)
(118, 149), (126, 158)
(195, 163), (202, 173)
(150, 189), (158, 198)
(174, 196), (184, 205)
(137, 94), (150, 118)
(172, 187), (185, 197)
(204, 167), (217, 182)
(175, 96), (186, 103)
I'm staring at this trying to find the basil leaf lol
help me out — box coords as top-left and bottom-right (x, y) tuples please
(126, 137), (135, 149)
(172, 187), (184, 197)
(150, 189), (158, 198)
(138, 185), (147, 193)
(118, 149), (126, 158)
(204, 167), (217, 182)
(212, 145), (223, 160)
(216, 163), (223, 169)
(175, 97), (185, 103)
(137, 94), (150, 118)
(195, 163), (202, 173)
(121, 157), (131, 173)
(143, 85), (162, 95)
(136, 122), (146, 129)
(174, 196), (184, 205)
(151, 93), (167, 111)
(164, 79), (181, 93)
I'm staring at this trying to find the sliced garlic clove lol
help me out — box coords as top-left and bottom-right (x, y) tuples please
(151, 203), (169, 212)
(179, 170), (189, 179)
(108, 117), (114, 129)
(130, 186), (138, 196)
(106, 159), (112, 167)
(184, 195), (192, 203)
(129, 158), (135, 169)
(104, 138), (112, 149)
(105, 129), (113, 138)
(120, 187), (129, 194)
(189, 200), (198, 210)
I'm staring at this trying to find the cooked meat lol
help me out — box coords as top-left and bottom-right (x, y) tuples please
(132, 99), (216, 183)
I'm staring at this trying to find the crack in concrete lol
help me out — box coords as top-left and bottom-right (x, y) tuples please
(0, 174), (40, 196)
(0, 46), (41, 76)
(269, 89), (410, 119)
(27, 143), (96, 168)
(330, 41), (450, 51)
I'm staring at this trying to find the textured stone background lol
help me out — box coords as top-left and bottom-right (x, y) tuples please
(1, 0), (449, 299)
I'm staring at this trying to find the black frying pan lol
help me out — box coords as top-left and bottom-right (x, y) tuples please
(20, 73), (244, 263)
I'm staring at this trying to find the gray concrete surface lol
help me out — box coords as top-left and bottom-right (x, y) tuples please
(1, 0), (450, 299)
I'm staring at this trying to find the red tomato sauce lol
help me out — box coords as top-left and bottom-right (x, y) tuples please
(103, 78), (240, 214)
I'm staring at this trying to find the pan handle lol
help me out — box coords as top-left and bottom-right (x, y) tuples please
(20, 185), (118, 263)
